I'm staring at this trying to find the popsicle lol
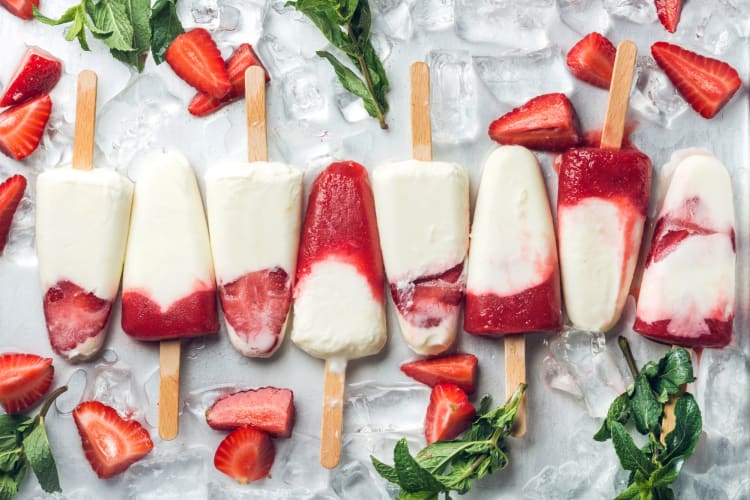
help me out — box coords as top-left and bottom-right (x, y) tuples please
(557, 41), (651, 333)
(205, 67), (302, 357)
(634, 150), (735, 348)
(372, 62), (469, 356)
(35, 71), (133, 362)
(291, 161), (386, 469)
(121, 150), (218, 439)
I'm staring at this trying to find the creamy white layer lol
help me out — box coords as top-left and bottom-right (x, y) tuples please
(559, 198), (644, 332)
(205, 161), (303, 283)
(467, 146), (557, 296)
(36, 167), (134, 299)
(395, 309), (460, 356)
(122, 151), (215, 307)
(291, 259), (386, 360)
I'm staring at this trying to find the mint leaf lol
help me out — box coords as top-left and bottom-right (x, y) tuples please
(401, 492), (439, 500)
(609, 421), (654, 477)
(86, 0), (136, 52)
(0, 449), (21, 473)
(594, 392), (630, 441)
(34, 3), (94, 51)
(150, 0), (183, 64)
(22, 419), (60, 494)
(0, 473), (19, 500)
(661, 393), (702, 465)
(393, 440), (445, 494)
(630, 374), (662, 435)
(317, 50), (381, 118)
(650, 458), (682, 488)
(370, 456), (399, 484)
(653, 349), (695, 401)
(112, 0), (151, 71)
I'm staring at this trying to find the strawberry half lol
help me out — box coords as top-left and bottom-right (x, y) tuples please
(401, 354), (478, 395)
(0, 175), (26, 254)
(189, 43), (270, 117)
(165, 28), (231, 99)
(424, 383), (476, 445)
(488, 93), (582, 152)
(566, 32), (616, 89)
(73, 401), (153, 479)
(655, 0), (682, 33)
(651, 42), (741, 119)
(0, 94), (51, 160)
(0, 47), (62, 108)
(214, 427), (275, 484)
(206, 387), (295, 438)
(0, 353), (53, 414)
(0, 0), (38, 20)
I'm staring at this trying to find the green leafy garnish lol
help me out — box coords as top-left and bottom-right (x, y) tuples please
(286, 0), (390, 129)
(371, 384), (526, 499)
(33, 0), (184, 72)
(596, 338), (701, 500)
(0, 386), (67, 500)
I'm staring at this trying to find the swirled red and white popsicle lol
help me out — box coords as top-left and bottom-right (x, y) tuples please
(634, 150), (735, 348)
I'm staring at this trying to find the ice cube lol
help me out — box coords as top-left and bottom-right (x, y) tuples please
(371, 33), (393, 63)
(217, 4), (240, 32)
(333, 79), (370, 123)
(55, 368), (87, 415)
(630, 56), (689, 127)
(85, 361), (143, 418)
(190, 0), (219, 24)
(330, 461), (391, 499)
(699, 347), (750, 444)
(276, 433), (329, 493)
(282, 68), (327, 121)
(215, 0), (267, 45)
(718, 0), (750, 37)
(27, 489), (94, 500)
(601, 0), (657, 24)
(345, 382), (430, 433)
(455, 0), (554, 49)
(557, 0), (612, 35)
(143, 368), (159, 428)
(413, 0), (455, 31)
(675, 6), (741, 56)
(1, 183), (36, 267)
(38, 108), (74, 168)
(124, 446), (209, 499)
(183, 384), (239, 420)
(427, 50), (479, 144)
(373, 2), (413, 40)
(473, 46), (574, 106)
(258, 35), (305, 78)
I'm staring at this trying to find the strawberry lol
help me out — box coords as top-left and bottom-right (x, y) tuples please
(0, 47), (62, 107)
(0, 175), (26, 253)
(0, 0), (38, 20)
(165, 28), (231, 99)
(0, 353), (53, 414)
(73, 401), (153, 479)
(655, 0), (682, 33)
(424, 383), (476, 445)
(0, 94), (51, 160)
(188, 43), (270, 117)
(566, 32), (616, 89)
(488, 93), (582, 152)
(401, 354), (478, 395)
(214, 427), (275, 484)
(651, 42), (741, 119)
(206, 387), (295, 438)
(390, 264), (464, 329)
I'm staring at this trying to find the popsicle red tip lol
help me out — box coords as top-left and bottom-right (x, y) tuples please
(206, 387), (295, 438)
(424, 383), (475, 445)
(214, 427), (275, 484)
(655, 0), (682, 33)
(0, 353), (53, 414)
(0, 93), (51, 160)
(651, 42), (741, 119)
(401, 354), (478, 394)
(165, 28), (232, 100)
(0, 174), (26, 254)
(488, 93), (582, 152)
(0, 0), (38, 19)
(0, 47), (62, 108)
(566, 33), (616, 89)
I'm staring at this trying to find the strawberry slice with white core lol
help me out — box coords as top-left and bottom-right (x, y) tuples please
(0, 94), (51, 160)
(424, 383), (476, 444)
(655, 0), (682, 33)
(165, 28), (232, 99)
(0, 47), (63, 107)
(566, 32), (616, 89)
(0, 353), (54, 414)
(0, 175), (26, 254)
(214, 427), (275, 484)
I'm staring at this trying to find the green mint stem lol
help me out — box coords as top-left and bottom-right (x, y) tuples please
(38, 386), (68, 420)
(347, 25), (387, 130)
(618, 336), (640, 380)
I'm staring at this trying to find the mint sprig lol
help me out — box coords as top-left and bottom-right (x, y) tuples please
(286, 0), (390, 129)
(33, 0), (184, 72)
(596, 338), (701, 500)
(0, 386), (67, 500)
(371, 384), (526, 499)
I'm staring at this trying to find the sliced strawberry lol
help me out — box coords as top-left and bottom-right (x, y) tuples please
(390, 264), (465, 329)
(401, 354), (478, 395)
(43, 280), (112, 357)
(488, 93), (582, 152)
(165, 28), (231, 99)
(206, 387), (295, 438)
(73, 401), (153, 479)
(424, 384), (475, 444)
(0, 353), (53, 414)
(0, 175), (26, 254)
(0, 94), (51, 160)
(566, 32), (616, 89)
(214, 427), (275, 484)
(0, 47), (62, 107)
(188, 43), (269, 117)
(651, 42), (741, 119)
(655, 0), (682, 33)
(0, 0), (38, 20)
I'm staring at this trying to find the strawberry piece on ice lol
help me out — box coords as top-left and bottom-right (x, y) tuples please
(0, 47), (62, 107)
(214, 427), (275, 484)
(206, 387), (295, 438)
(424, 383), (476, 444)
(0, 94), (51, 160)
(401, 354), (478, 394)
(0, 353), (53, 414)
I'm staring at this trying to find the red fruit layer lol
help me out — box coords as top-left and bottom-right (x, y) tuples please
(400, 353), (478, 394)
(121, 284), (218, 340)
(646, 214), (735, 265)
(464, 272), (562, 335)
(390, 263), (464, 329)
(0, 47), (63, 107)
(43, 280), (112, 355)
(557, 148), (652, 216)
(206, 387), (295, 438)
(220, 267), (291, 355)
(634, 318), (732, 349)
(296, 161), (384, 302)
(0, 0), (38, 19)
(0, 353), (53, 414)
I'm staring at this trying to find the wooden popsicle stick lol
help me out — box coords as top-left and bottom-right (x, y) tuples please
(600, 41), (638, 150)
(320, 360), (347, 469)
(505, 336), (526, 437)
(159, 340), (181, 440)
(410, 62), (432, 162)
(245, 66), (268, 163)
(72, 70), (98, 171)
(661, 346), (693, 442)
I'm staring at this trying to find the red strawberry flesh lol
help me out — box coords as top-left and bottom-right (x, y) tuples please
(424, 383), (476, 444)
(655, 0), (682, 33)
(0, 0), (38, 20)
(0, 47), (63, 107)
(390, 263), (465, 329)
(206, 387), (295, 438)
(0, 174), (27, 253)
(0, 93), (52, 160)
(566, 32), (616, 89)
(401, 353), (478, 394)
(165, 28), (232, 99)
(0, 353), (53, 414)
(214, 427), (275, 484)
